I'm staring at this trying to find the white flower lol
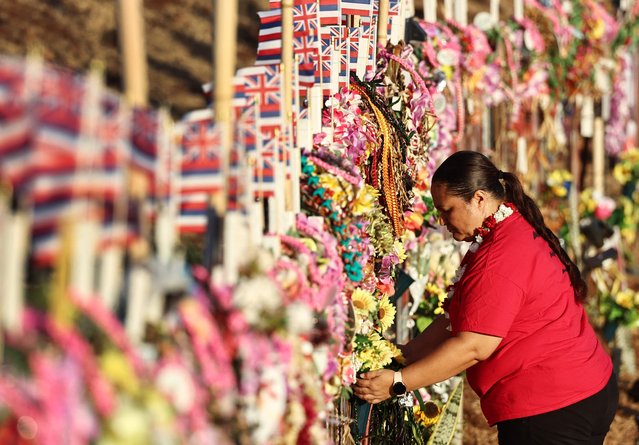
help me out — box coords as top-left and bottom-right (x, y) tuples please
(286, 302), (315, 335)
(493, 203), (514, 222)
(155, 363), (196, 413)
(358, 319), (374, 335)
(233, 276), (282, 325)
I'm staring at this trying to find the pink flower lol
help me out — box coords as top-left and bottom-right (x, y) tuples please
(594, 196), (616, 220)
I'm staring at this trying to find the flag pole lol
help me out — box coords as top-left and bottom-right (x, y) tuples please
(282, 0), (294, 213)
(377, 0), (390, 47)
(212, 0), (238, 216)
(117, 0), (148, 106)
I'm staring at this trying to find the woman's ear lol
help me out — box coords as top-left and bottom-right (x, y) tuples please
(473, 189), (488, 207)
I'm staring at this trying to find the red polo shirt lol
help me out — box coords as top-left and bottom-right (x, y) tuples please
(448, 210), (612, 425)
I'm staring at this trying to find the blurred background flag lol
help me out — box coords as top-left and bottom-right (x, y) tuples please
(341, 0), (373, 16)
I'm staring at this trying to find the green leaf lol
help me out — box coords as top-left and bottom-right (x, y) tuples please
(413, 389), (427, 413)
(416, 316), (434, 333)
(427, 378), (463, 445)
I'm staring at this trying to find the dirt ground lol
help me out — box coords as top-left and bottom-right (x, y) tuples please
(462, 371), (639, 444)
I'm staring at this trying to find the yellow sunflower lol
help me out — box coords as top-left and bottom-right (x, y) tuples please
(353, 184), (379, 215)
(376, 295), (396, 332)
(414, 402), (441, 427)
(351, 288), (376, 315)
(319, 174), (351, 206)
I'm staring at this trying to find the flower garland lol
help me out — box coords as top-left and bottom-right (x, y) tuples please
(472, 202), (515, 246)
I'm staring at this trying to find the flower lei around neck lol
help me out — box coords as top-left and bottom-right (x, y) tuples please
(443, 202), (516, 318)
(470, 202), (515, 249)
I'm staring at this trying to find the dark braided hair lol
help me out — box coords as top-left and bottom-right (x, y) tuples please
(432, 151), (587, 302)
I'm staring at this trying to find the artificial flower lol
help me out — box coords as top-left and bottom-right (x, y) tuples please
(594, 195), (616, 220)
(319, 173), (351, 207)
(413, 401), (441, 428)
(100, 349), (139, 396)
(351, 288), (376, 314)
(286, 302), (315, 335)
(232, 276), (283, 327)
(546, 169), (573, 197)
(376, 295), (396, 332)
(353, 184), (379, 216)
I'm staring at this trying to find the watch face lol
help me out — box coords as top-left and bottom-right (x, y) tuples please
(392, 381), (407, 396)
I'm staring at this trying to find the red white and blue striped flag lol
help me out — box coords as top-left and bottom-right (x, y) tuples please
(341, 0), (373, 16)
(178, 109), (223, 196)
(325, 26), (349, 87)
(130, 107), (159, 192)
(0, 57), (33, 193)
(293, 0), (319, 35)
(29, 66), (91, 265)
(177, 109), (224, 233)
(315, 28), (335, 97)
(253, 130), (278, 198)
(318, 0), (340, 26)
(359, 16), (377, 73)
(243, 65), (283, 135)
(256, 9), (284, 65)
(349, 27), (361, 71)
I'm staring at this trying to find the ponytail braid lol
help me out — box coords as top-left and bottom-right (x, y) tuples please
(501, 172), (587, 302)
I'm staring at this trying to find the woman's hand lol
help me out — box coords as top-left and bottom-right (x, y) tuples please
(353, 369), (395, 404)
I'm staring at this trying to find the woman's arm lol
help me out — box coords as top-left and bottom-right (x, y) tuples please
(400, 315), (452, 365)
(354, 330), (502, 404)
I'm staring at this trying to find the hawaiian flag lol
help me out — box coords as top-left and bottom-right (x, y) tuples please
(315, 28), (335, 97)
(97, 91), (136, 247)
(236, 106), (257, 153)
(258, 8), (283, 43)
(319, 0), (340, 26)
(233, 65), (269, 115)
(325, 25), (349, 87)
(177, 109), (224, 233)
(388, 0), (402, 43)
(177, 193), (209, 233)
(294, 33), (319, 88)
(359, 16), (377, 73)
(29, 66), (87, 265)
(30, 67), (84, 223)
(256, 9), (284, 65)
(349, 27), (361, 71)
(243, 65), (282, 135)
(130, 107), (159, 193)
(178, 109), (223, 196)
(298, 61), (316, 88)
(293, 0), (319, 35)
(266, 0), (318, 33)
(372, 0), (401, 42)
(0, 57), (33, 193)
(97, 91), (129, 202)
(341, 0), (373, 16)
(254, 130), (278, 198)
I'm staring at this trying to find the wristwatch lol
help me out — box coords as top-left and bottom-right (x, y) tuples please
(392, 370), (407, 396)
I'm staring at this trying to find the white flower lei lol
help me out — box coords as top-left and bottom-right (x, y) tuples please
(444, 203), (515, 328)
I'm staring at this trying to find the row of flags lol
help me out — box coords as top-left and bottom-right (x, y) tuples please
(0, 1), (410, 264)
(0, 59), (167, 263)
(254, 0), (404, 97)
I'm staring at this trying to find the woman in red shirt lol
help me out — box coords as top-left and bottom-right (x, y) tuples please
(355, 151), (618, 444)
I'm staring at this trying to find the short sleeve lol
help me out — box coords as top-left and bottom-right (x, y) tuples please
(455, 271), (524, 337)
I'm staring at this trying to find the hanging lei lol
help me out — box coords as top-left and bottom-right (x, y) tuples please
(442, 203), (516, 321)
